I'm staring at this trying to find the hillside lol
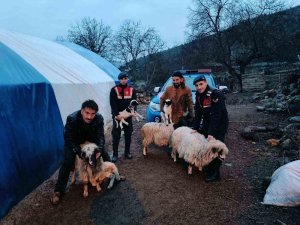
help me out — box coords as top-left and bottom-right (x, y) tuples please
(134, 5), (300, 89)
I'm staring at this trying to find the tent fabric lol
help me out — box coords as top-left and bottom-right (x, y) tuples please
(0, 30), (116, 219)
(0, 30), (115, 125)
(263, 160), (300, 206)
(58, 41), (120, 82)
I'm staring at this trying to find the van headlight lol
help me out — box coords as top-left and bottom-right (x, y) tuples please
(149, 101), (160, 112)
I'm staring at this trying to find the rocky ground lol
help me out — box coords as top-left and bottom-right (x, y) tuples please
(1, 93), (299, 225)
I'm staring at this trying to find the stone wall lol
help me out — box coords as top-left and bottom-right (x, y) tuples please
(242, 63), (300, 92)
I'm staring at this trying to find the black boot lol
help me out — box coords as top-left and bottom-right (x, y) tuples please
(124, 145), (132, 159)
(124, 151), (132, 159)
(112, 146), (118, 163)
(204, 158), (222, 182)
(125, 140), (132, 159)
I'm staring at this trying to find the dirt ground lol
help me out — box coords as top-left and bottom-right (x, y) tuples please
(1, 93), (300, 225)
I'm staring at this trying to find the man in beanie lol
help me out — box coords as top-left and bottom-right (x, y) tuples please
(160, 71), (194, 129)
(110, 71), (137, 162)
(192, 74), (228, 182)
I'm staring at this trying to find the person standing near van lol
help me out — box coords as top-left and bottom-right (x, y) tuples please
(192, 74), (229, 182)
(160, 71), (194, 129)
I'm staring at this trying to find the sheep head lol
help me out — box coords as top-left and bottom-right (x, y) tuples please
(208, 140), (229, 160)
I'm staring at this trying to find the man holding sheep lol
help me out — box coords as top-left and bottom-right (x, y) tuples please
(160, 71), (194, 129)
(193, 74), (229, 182)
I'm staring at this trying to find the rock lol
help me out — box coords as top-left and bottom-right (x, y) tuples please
(256, 105), (265, 111)
(284, 123), (300, 132)
(288, 116), (300, 123)
(240, 128), (259, 142)
(266, 139), (280, 147)
(281, 139), (292, 149)
(288, 103), (300, 114)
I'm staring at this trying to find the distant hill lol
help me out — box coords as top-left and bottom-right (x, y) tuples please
(134, 5), (300, 89)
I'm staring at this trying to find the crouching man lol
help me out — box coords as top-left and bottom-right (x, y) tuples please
(192, 75), (229, 182)
(50, 100), (111, 204)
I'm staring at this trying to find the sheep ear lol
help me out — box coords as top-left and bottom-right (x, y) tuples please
(212, 147), (219, 153)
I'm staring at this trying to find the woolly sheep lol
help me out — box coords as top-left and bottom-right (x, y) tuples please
(170, 126), (229, 175)
(141, 122), (174, 156)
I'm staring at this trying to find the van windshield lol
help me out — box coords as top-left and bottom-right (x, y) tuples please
(161, 74), (216, 92)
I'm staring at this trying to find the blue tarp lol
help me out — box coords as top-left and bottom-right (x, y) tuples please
(0, 42), (64, 217)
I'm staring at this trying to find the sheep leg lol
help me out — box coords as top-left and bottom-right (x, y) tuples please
(169, 116), (173, 124)
(107, 174), (116, 189)
(114, 119), (119, 128)
(188, 165), (193, 175)
(96, 183), (101, 192)
(143, 146), (147, 156)
(113, 170), (120, 181)
(171, 150), (177, 162)
(160, 112), (166, 124)
(167, 114), (172, 125)
(120, 118), (129, 126)
(71, 170), (76, 185)
(83, 174), (89, 198)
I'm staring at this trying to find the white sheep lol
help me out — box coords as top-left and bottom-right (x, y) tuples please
(170, 126), (229, 175)
(141, 122), (174, 156)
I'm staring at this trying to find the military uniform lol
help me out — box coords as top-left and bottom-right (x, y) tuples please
(193, 86), (228, 141)
(110, 83), (137, 160)
(193, 85), (229, 182)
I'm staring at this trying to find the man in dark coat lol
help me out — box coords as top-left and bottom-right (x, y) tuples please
(50, 99), (110, 204)
(110, 71), (137, 162)
(193, 74), (229, 182)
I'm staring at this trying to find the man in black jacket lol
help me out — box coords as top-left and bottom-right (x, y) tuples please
(50, 100), (110, 204)
(193, 74), (229, 182)
(110, 72), (137, 162)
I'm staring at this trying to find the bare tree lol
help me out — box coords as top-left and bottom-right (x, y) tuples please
(187, 0), (288, 92)
(67, 17), (113, 59)
(113, 20), (165, 81)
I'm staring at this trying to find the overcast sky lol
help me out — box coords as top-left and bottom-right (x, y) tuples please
(0, 0), (299, 48)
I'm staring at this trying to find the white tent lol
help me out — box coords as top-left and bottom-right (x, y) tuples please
(0, 30), (118, 218)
